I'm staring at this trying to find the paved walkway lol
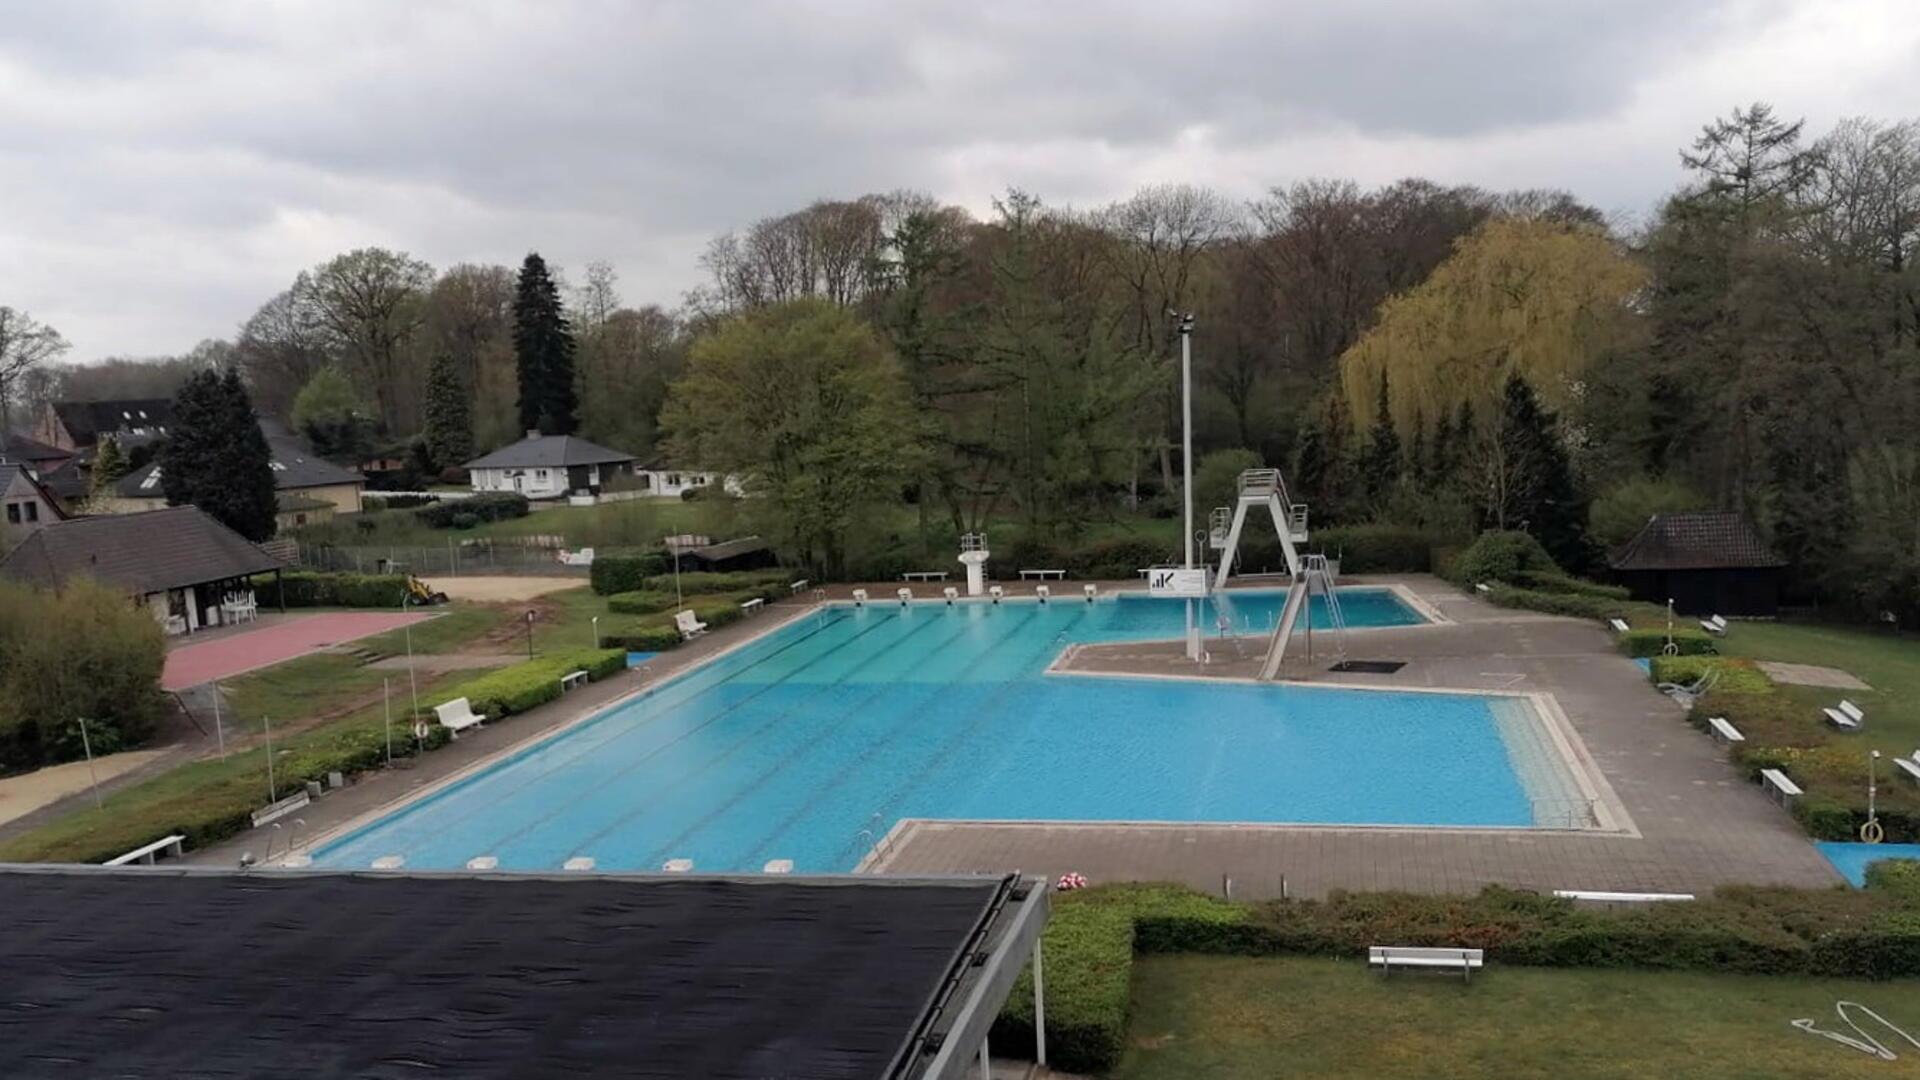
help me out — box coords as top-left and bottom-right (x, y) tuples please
(162, 612), (433, 690)
(0, 751), (170, 829)
(871, 576), (1844, 898)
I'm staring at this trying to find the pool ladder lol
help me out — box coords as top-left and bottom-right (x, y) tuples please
(854, 812), (897, 870)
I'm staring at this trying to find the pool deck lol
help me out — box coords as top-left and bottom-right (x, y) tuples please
(868, 575), (1844, 898)
(187, 575), (1843, 899)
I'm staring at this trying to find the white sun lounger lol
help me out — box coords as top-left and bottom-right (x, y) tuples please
(675, 609), (709, 640)
(434, 697), (487, 734)
(1823, 700), (1866, 731)
(1608, 618), (1630, 633)
(1700, 614), (1729, 635)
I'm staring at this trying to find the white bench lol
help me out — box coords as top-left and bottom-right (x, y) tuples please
(1608, 618), (1631, 633)
(1700, 614), (1729, 635)
(104, 834), (187, 866)
(559, 670), (588, 692)
(1824, 700), (1866, 731)
(789, 579), (810, 594)
(1553, 889), (1695, 904)
(1369, 945), (1484, 981)
(675, 609), (709, 640)
(251, 790), (310, 828)
(1896, 758), (1920, 785)
(901, 571), (949, 582)
(1705, 716), (1745, 744)
(1760, 768), (1803, 808)
(1019, 568), (1065, 581)
(1474, 582), (1492, 594)
(741, 597), (765, 615)
(435, 696), (487, 735)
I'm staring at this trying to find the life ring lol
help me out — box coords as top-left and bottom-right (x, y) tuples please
(413, 719), (431, 742)
(1662, 642), (1680, 656)
(1862, 818), (1886, 844)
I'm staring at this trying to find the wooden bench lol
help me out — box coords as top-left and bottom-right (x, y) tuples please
(435, 697), (487, 735)
(1553, 889), (1695, 904)
(251, 791), (310, 828)
(1705, 716), (1745, 745)
(559, 670), (589, 692)
(741, 597), (765, 615)
(901, 571), (949, 582)
(1895, 757), (1920, 786)
(1760, 768), (1803, 809)
(1369, 945), (1483, 981)
(1019, 569), (1065, 581)
(104, 834), (187, 866)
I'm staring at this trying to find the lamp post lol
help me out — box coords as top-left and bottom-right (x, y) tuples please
(592, 615), (600, 649)
(1177, 311), (1200, 661)
(525, 609), (536, 658)
(402, 595), (420, 719)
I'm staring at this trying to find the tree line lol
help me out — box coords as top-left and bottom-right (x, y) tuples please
(5, 102), (1916, 618)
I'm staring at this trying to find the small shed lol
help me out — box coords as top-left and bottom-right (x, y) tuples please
(0, 505), (287, 633)
(680, 535), (777, 573)
(1609, 511), (1785, 616)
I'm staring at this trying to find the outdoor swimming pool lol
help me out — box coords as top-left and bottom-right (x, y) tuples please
(314, 588), (1595, 873)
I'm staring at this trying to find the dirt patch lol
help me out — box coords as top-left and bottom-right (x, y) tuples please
(422, 576), (584, 602)
(1756, 661), (1871, 691)
(0, 751), (171, 828)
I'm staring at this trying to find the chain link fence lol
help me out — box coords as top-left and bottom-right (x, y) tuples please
(291, 539), (590, 578)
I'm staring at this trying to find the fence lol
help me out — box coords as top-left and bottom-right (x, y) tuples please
(291, 539), (590, 578)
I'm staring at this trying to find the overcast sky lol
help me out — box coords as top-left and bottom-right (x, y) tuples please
(4, 0), (1917, 361)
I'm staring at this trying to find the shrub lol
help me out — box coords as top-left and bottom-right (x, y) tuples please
(606, 590), (678, 615)
(1193, 449), (1263, 515)
(1484, 583), (1620, 620)
(415, 492), (529, 528)
(1065, 537), (1171, 579)
(1616, 626), (1717, 657)
(1511, 569), (1630, 600)
(600, 622), (684, 652)
(638, 570), (789, 596)
(0, 579), (167, 770)
(590, 552), (671, 594)
(430, 647), (626, 721)
(254, 571), (411, 608)
(1590, 475), (1710, 550)
(361, 493), (437, 512)
(1651, 656), (1771, 694)
(990, 898), (1135, 1075)
(1451, 530), (1559, 586)
(1309, 524), (1437, 574)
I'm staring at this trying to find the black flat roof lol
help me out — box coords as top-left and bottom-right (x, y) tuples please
(0, 868), (1042, 1080)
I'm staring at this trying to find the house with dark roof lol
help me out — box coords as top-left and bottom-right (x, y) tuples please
(0, 505), (286, 633)
(31, 398), (175, 452)
(463, 430), (635, 500)
(0, 462), (66, 539)
(1609, 511), (1786, 616)
(0, 431), (73, 470)
(109, 419), (365, 525)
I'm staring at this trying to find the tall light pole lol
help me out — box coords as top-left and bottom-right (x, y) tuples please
(1178, 311), (1201, 661)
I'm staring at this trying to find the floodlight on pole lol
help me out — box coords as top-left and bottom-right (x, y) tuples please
(1177, 311), (1201, 661)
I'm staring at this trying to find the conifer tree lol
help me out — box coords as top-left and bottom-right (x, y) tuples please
(423, 349), (473, 469)
(161, 369), (278, 541)
(513, 253), (579, 435)
(1359, 373), (1402, 500)
(89, 435), (128, 496)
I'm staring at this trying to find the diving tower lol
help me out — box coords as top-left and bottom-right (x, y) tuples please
(1211, 468), (1309, 587)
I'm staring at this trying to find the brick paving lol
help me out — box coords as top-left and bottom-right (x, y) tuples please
(870, 576), (1843, 898)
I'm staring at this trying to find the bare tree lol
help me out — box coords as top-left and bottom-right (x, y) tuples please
(301, 248), (435, 430)
(235, 288), (331, 417)
(0, 307), (70, 432)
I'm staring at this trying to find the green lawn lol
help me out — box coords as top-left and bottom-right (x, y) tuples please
(1715, 621), (1920, 757)
(1116, 954), (1920, 1079)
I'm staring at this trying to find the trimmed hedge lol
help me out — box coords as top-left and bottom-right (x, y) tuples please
(253, 571), (410, 608)
(991, 879), (1920, 1072)
(1308, 524), (1439, 574)
(606, 590), (678, 616)
(415, 492), (528, 529)
(1483, 583), (1635, 623)
(431, 647), (626, 721)
(591, 552), (671, 595)
(598, 593), (763, 652)
(1617, 626), (1718, 657)
(1511, 569), (1630, 600)
(638, 570), (791, 596)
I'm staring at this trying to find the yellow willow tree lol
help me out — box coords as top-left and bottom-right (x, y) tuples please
(1338, 217), (1646, 437)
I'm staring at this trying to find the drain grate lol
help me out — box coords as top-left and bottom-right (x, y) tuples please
(1329, 660), (1405, 674)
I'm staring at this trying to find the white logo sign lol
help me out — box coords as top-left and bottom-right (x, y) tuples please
(1148, 568), (1209, 597)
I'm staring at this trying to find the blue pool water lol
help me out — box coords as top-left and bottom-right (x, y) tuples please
(1817, 841), (1920, 886)
(315, 588), (1588, 873)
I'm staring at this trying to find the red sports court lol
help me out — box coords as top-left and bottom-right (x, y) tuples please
(162, 612), (432, 691)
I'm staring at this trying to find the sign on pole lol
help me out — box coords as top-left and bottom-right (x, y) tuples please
(1148, 568), (1209, 598)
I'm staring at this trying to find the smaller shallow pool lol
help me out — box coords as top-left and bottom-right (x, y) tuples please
(1816, 841), (1920, 886)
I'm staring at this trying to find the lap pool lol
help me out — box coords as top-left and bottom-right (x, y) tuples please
(313, 588), (1594, 873)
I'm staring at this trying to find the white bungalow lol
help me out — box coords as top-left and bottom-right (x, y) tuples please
(462, 431), (636, 500)
(635, 459), (742, 499)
